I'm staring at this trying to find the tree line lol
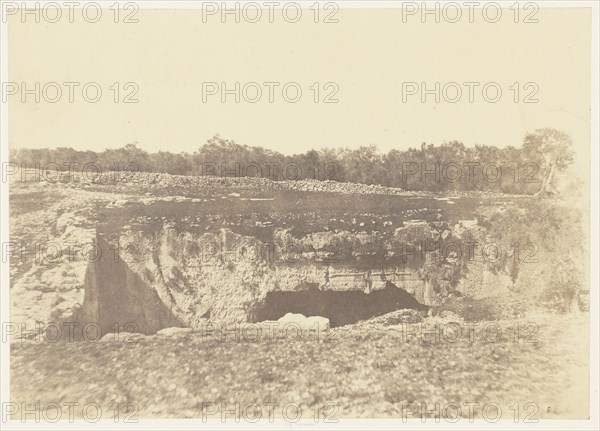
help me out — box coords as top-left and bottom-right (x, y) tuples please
(10, 128), (574, 195)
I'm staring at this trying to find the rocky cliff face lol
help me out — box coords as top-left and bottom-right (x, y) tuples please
(78, 219), (512, 332)
(10, 170), (515, 335)
(79, 225), (432, 331)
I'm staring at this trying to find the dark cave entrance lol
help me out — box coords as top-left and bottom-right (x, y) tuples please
(254, 282), (428, 327)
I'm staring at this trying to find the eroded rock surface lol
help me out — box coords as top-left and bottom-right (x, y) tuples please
(10, 170), (514, 335)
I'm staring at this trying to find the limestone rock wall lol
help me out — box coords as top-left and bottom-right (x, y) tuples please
(79, 225), (431, 329)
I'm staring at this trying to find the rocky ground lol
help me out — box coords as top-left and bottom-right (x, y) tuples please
(8, 170), (589, 421)
(9, 170), (517, 329)
(10, 311), (588, 420)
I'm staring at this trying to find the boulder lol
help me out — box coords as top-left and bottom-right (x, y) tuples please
(305, 316), (330, 331)
(277, 313), (330, 331)
(156, 327), (193, 336)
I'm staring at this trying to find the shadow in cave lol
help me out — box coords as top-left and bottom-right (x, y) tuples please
(77, 235), (180, 335)
(254, 282), (428, 327)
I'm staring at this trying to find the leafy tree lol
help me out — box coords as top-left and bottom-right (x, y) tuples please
(9, 129), (577, 196)
(523, 128), (575, 196)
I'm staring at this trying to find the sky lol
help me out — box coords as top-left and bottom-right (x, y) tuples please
(7, 6), (592, 160)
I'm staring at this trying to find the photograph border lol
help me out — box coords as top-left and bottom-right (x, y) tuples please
(0, 1), (598, 429)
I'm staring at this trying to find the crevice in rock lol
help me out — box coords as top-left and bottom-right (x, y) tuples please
(76, 235), (181, 335)
(254, 282), (428, 327)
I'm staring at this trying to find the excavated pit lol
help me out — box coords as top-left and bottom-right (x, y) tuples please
(255, 282), (428, 327)
(73, 195), (497, 334)
(77, 236), (428, 334)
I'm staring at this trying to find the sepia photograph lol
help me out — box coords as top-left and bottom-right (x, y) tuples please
(0, 1), (598, 429)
